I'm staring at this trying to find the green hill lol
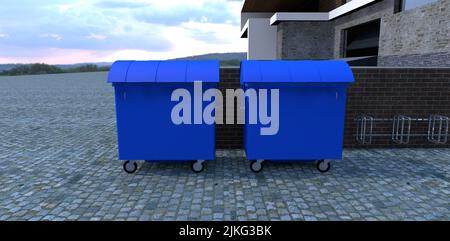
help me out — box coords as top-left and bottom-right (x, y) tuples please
(172, 52), (246, 66)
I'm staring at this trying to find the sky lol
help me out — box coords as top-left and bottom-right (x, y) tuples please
(0, 0), (246, 64)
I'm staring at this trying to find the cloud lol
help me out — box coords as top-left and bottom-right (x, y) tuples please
(0, 1), (173, 52)
(87, 33), (107, 40)
(0, 0), (246, 64)
(0, 47), (103, 65)
(181, 21), (238, 44)
(40, 33), (63, 41)
(135, 1), (239, 26)
(95, 0), (150, 9)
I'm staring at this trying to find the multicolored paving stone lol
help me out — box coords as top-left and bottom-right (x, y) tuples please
(0, 73), (449, 221)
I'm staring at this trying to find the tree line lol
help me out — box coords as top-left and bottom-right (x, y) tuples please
(0, 60), (241, 77)
(0, 63), (110, 76)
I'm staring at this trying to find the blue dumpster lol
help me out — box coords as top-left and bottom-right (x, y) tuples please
(240, 60), (354, 173)
(108, 60), (219, 173)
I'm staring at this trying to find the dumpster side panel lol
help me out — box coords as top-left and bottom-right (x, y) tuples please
(113, 82), (216, 161)
(244, 83), (348, 161)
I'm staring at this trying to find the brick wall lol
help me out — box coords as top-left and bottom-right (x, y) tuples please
(216, 67), (450, 149)
(216, 68), (243, 149)
(346, 67), (450, 147)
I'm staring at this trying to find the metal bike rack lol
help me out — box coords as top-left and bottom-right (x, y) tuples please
(355, 114), (449, 145)
(428, 115), (449, 144)
(356, 115), (374, 145)
(392, 115), (412, 144)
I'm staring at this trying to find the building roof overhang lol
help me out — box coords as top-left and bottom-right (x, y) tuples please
(241, 0), (321, 13)
(269, 0), (377, 25)
(240, 0), (377, 39)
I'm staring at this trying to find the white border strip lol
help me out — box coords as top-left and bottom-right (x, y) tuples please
(270, 12), (329, 24)
(240, 19), (249, 38)
(270, 0), (376, 25)
(329, 0), (376, 19)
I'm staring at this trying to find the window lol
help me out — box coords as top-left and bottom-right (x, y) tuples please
(394, 0), (438, 12)
(394, 0), (403, 13)
(343, 20), (381, 58)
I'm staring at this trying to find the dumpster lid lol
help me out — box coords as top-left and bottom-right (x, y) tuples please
(108, 60), (219, 83)
(240, 60), (354, 84)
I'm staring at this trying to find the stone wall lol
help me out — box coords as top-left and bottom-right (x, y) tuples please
(378, 0), (450, 66)
(378, 52), (450, 67)
(276, 0), (395, 60)
(276, 0), (450, 67)
(277, 21), (335, 60)
(333, 0), (395, 58)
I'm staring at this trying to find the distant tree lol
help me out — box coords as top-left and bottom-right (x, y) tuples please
(65, 64), (111, 73)
(0, 63), (110, 76)
(220, 59), (241, 67)
(0, 63), (63, 76)
(66, 64), (98, 73)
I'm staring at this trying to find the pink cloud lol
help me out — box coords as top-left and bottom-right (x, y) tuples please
(0, 48), (111, 64)
(0, 48), (194, 64)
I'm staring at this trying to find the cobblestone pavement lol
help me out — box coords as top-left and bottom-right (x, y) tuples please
(0, 73), (449, 221)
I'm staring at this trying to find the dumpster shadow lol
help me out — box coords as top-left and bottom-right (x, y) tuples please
(261, 161), (330, 180)
(134, 161), (194, 176)
(127, 154), (449, 184)
(262, 160), (318, 171)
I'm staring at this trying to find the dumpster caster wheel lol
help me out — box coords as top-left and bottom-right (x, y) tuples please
(316, 160), (331, 173)
(123, 161), (137, 174)
(250, 160), (264, 173)
(191, 160), (205, 173)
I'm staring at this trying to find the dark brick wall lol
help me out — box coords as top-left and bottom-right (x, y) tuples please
(216, 67), (450, 149)
(216, 68), (243, 149)
(346, 68), (450, 148)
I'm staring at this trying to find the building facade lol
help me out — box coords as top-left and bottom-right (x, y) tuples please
(241, 0), (450, 67)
